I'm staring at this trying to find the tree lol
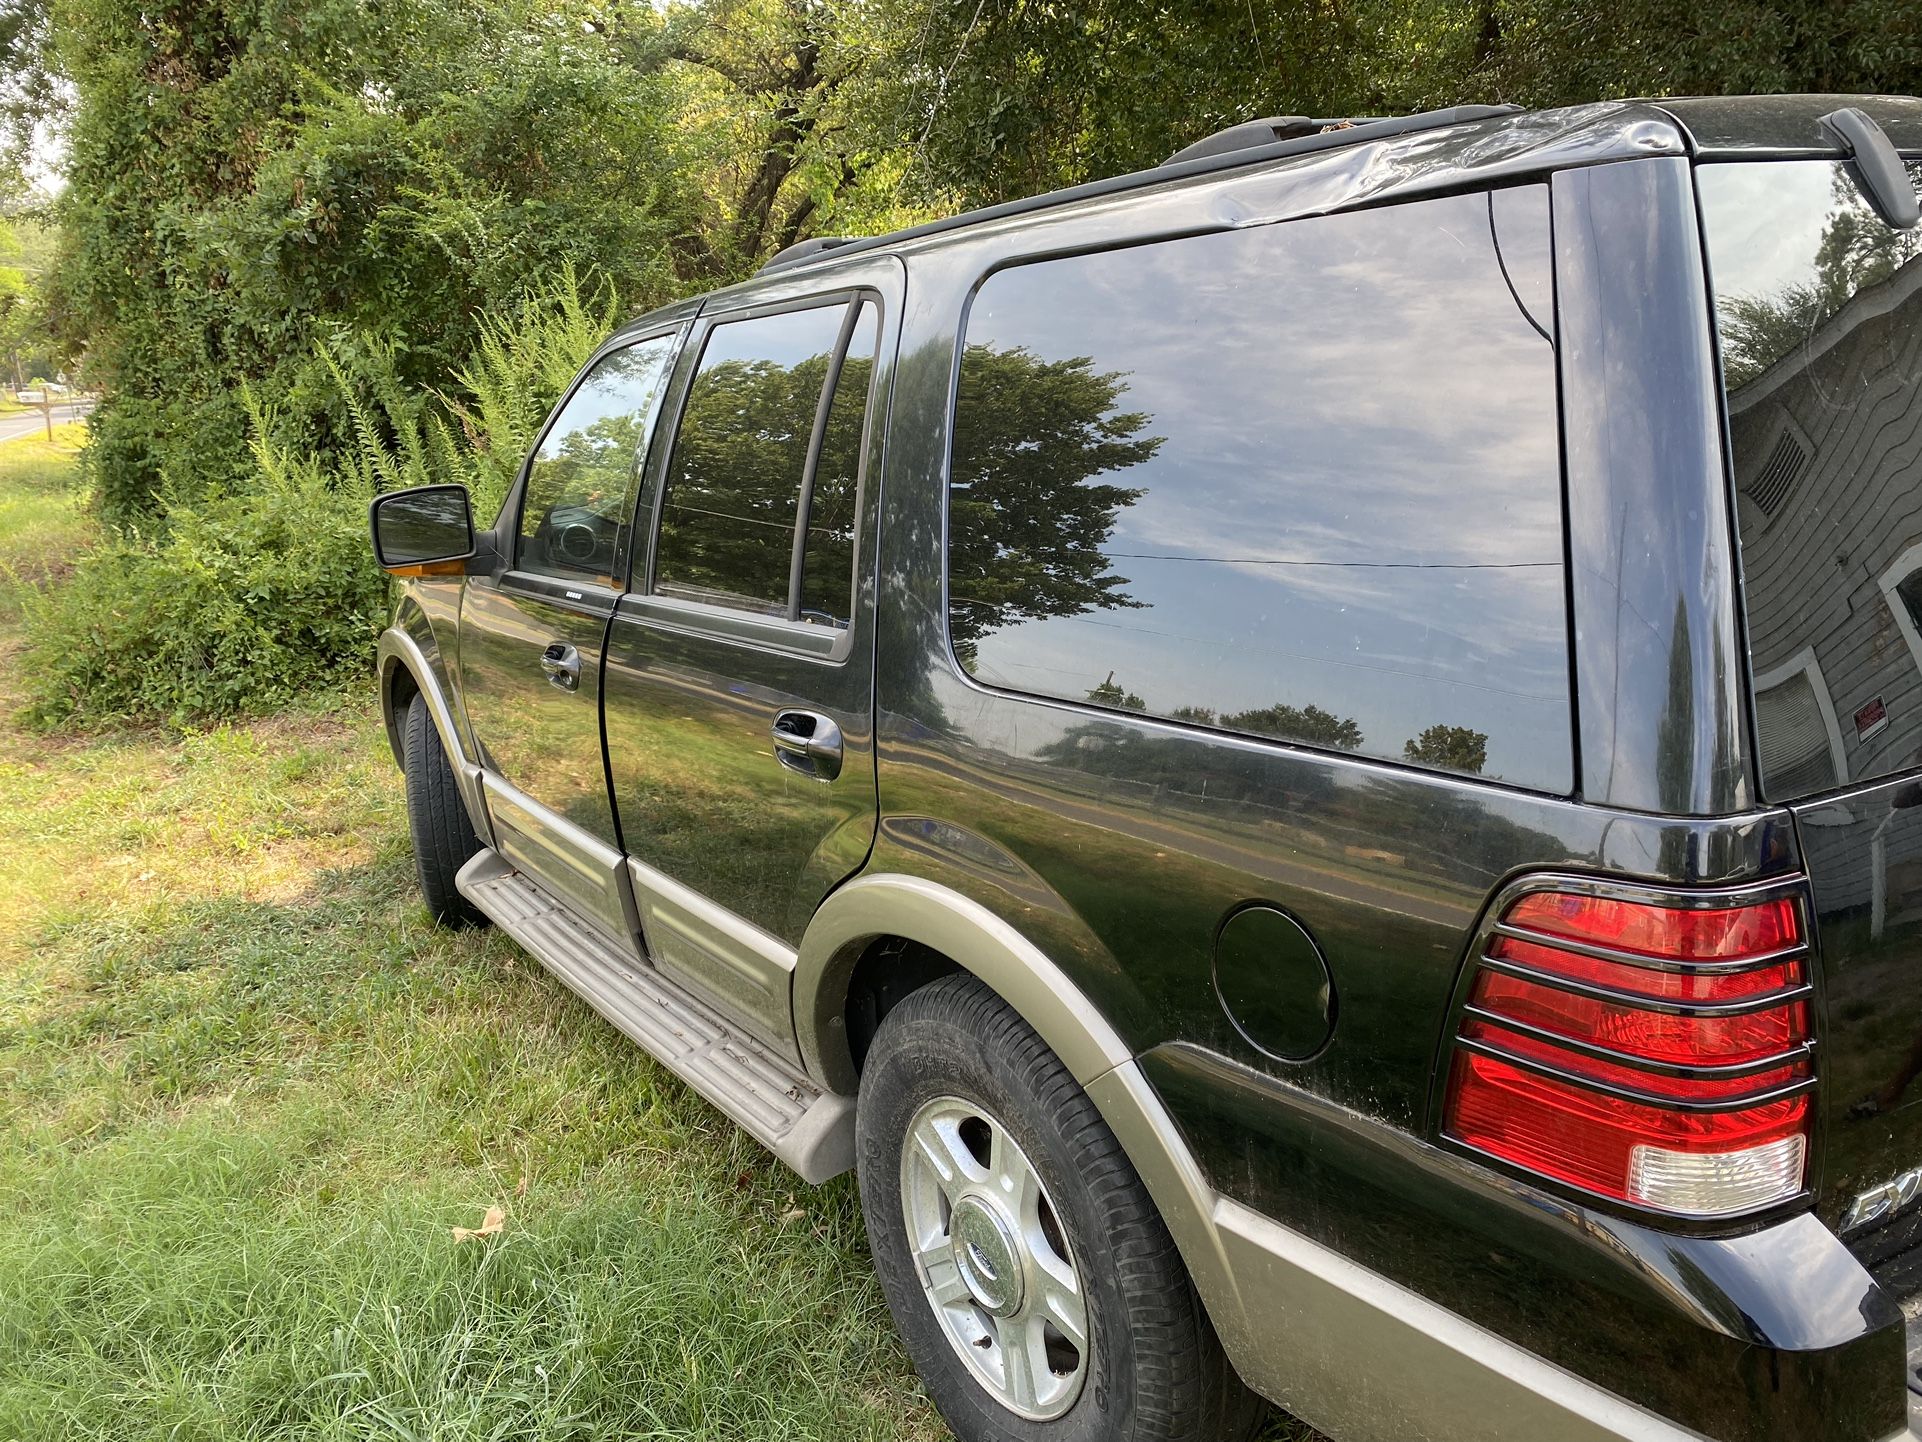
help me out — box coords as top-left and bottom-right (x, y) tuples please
(1718, 167), (1922, 389)
(1403, 723), (1488, 775)
(607, 0), (924, 276)
(1221, 703), (1363, 750)
(947, 342), (1161, 662)
(1087, 672), (1145, 710)
(43, 0), (705, 522)
(861, 0), (1922, 209)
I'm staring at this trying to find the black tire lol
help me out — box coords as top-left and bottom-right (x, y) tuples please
(402, 692), (487, 929)
(857, 974), (1265, 1442)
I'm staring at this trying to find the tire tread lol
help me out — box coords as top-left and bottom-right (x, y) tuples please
(403, 694), (487, 929)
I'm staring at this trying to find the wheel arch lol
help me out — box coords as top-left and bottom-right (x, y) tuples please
(798, 873), (1259, 1413)
(793, 872), (1136, 1100)
(378, 625), (492, 844)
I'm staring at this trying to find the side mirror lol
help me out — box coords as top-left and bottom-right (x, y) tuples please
(369, 485), (476, 575)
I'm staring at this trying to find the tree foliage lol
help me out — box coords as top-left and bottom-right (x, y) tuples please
(1404, 723), (1489, 775)
(14, 0), (1922, 724)
(948, 343), (1159, 662)
(867, 0), (1922, 207)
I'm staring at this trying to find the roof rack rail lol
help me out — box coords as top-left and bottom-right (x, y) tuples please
(1162, 104), (1523, 167)
(758, 235), (859, 276)
(748, 104), (1529, 282)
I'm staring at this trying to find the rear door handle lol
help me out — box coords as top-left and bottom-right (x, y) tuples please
(771, 710), (843, 781)
(540, 642), (581, 691)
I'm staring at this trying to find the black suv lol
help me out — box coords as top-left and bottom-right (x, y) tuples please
(368, 96), (1922, 1442)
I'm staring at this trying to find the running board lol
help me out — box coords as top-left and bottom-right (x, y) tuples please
(456, 848), (855, 1184)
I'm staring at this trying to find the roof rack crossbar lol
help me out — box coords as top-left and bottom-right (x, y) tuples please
(1163, 105), (1520, 167)
(758, 235), (860, 276)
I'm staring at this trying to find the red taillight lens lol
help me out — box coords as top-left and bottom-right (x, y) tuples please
(1503, 892), (1799, 961)
(1469, 967), (1807, 1065)
(1442, 884), (1813, 1217)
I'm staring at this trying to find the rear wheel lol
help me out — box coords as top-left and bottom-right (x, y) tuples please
(403, 693), (487, 929)
(857, 974), (1264, 1442)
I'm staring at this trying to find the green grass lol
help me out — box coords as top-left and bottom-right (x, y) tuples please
(0, 437), (1317, 1441)
(0, 425), (88, 622)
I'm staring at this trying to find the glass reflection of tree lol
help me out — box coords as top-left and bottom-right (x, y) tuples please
(659, 351), (834, 608)
(524, 409), (649, 573)
(1088, 671), (1145, 710)
(1404, 724), (1488, 775)
(1720, 165), (1922, 390)
(948, 344), (1162, 663)
(1222, 703), (1361, 751)
(800, 352), (872, 625)
(534, 411), (647, 517)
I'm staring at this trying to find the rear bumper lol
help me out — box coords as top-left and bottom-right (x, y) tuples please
(1086, 1056), (1909, 1442)
(1207, 1195), (1720, 1442)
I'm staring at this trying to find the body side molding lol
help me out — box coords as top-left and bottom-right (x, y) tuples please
(792, 871), (1134, 1096)
(378, 625), (492, 845)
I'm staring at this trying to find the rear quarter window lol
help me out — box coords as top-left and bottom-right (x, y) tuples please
(1700, 160), (1922, 801)
(945, 185), (1572, 792)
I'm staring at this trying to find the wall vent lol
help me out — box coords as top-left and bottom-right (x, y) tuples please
(1744, 421), (1810, 519)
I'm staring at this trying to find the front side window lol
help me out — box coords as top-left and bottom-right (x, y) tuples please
(518, 334), (677, 584)
(946, 185), (1570, 791)
(1700, 160), (1922, 800)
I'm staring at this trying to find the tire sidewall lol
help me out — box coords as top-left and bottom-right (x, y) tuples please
(857, 998), (1139, 1442)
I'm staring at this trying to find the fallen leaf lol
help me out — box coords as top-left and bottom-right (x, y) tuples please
(452, 1205), (507, 1243)
(779, 1207), (807, 1226)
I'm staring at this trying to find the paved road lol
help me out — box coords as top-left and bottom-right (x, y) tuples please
(0, 400), (93, 443)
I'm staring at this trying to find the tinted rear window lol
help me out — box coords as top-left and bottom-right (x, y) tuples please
(1700, 160), (1922, 801)
(655, 303), (849, 616)
(947, 186), (1571, 791)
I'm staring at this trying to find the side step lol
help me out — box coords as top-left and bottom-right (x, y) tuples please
(456, 848), (854, 1184)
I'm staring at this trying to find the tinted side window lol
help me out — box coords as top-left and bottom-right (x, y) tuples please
(655, 304), (849, 616)
(947, 186), (1570, 791)
(518, 335), (676, 583)
(798, 301), (879, 629)
(1699, 160), (1922, 801)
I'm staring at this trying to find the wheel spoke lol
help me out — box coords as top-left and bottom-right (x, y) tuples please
(987, 1120), (1036, 1220)
(909, 1113), (980, 1203)
(1034, 1264), (1088, 1354)
(998, 1315), (1045, 1413)
(915, 1234), (972, 1306)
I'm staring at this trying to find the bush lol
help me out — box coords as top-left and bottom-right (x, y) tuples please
(19, 266), (614, 728)
(19, 472), (386, 727)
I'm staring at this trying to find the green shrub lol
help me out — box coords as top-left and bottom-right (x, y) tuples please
(19, 266), (613, 729)
(314, 262), (621, 528)
(19, 470), (386, 727)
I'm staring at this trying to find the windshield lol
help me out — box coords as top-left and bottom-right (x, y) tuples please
(1700, 159), (1922, 802)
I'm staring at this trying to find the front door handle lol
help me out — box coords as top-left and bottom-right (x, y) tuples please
(771, 710), (843, 781)
(540, 641), (581, 692)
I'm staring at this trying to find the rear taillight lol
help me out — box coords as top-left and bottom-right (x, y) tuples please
(1441, 883), (1814, 1218)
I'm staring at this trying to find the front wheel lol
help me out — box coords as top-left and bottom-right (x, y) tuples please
(857, 974), (1264, 1442)
(402, 692), (487, 929)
